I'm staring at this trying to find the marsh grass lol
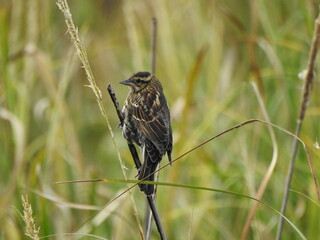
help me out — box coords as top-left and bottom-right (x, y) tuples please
(1, 0), (320, 239)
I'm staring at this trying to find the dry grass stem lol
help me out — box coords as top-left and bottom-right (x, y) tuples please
(56, 0), (144, 238)
(77, 118), (311, 216)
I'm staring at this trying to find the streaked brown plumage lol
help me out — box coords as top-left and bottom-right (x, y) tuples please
(120, 72), (172, 195)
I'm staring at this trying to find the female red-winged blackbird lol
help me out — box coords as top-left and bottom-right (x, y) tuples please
(120, 72), (172, 195)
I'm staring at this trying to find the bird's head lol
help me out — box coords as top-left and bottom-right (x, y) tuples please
(120, 72), (152, 92)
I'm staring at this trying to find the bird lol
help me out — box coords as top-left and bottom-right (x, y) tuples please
(120, 71), (172, 195)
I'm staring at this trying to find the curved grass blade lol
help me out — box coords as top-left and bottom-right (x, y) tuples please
(57, 178), (307, 240)
(290, 189), (320, 208)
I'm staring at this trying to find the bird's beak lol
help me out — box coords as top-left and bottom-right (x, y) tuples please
(119, 79), (133, 86)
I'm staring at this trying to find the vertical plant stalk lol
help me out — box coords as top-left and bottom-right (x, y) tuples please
(107, 85), (167, 240)
(276, 13), (320, 240)
(56, 1), (144, 239)
(145, 17), (158, 240)
(150, 17), (157, 75)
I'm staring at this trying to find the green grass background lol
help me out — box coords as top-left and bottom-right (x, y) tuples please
(1, 0), (320, 239)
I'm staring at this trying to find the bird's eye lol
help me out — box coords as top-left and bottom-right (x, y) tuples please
(136, 79), (142, 85)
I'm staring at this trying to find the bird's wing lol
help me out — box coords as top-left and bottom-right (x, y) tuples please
(131, 90), (170, 154)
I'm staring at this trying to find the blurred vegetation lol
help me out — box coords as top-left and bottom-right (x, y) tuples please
(1, 0), (320, 239)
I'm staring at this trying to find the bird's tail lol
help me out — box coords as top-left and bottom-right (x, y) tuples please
(138, 143), (161, 195)
(138, 161), (158, 195)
